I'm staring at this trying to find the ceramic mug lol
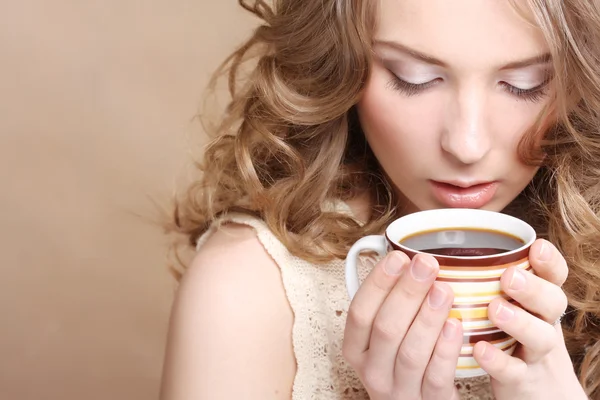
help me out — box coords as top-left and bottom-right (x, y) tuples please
(345, 208), (537, 378)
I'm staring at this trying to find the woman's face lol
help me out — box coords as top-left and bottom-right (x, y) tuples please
(357, 0), (552, 214)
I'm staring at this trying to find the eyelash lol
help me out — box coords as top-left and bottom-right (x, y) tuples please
(499, 80), (550, 102)
(387, 75), (551, 103)
(386, 77), (440, 96)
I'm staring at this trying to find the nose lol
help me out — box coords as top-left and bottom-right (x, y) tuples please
(441, 86), (492, 165)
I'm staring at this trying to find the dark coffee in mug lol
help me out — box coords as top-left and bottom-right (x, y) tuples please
(399, 227), (524, 257)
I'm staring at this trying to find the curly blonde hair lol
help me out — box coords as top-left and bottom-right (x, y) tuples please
(170, 0), (600, 397)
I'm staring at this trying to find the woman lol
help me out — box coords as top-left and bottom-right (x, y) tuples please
(160, 0), (600, 398)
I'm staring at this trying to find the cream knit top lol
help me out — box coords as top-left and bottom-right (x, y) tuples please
(196, 210), (494, 399)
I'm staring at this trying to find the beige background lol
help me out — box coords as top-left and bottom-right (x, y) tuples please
(0, 2), (255, 399)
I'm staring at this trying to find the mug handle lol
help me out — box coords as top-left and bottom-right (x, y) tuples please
(345, 235), (389, 300)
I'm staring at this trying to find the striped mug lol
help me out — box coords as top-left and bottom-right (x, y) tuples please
(345, 208), (536, 378)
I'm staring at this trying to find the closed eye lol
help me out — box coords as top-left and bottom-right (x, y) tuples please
(386, 75), (442, 96)
(499, 78), (551, 103)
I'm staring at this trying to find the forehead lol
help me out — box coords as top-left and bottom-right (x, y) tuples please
(375, 0), (549, 69)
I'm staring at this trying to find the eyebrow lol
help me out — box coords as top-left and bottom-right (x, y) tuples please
(373, 39), (552, 70)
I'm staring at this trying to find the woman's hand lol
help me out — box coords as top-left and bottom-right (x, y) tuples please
(342, 251), (463, 400)
(473, 239), (588, 400)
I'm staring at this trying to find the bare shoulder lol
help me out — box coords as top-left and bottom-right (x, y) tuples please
(160, 223), (296, 400)
(183, 223), (283, 293)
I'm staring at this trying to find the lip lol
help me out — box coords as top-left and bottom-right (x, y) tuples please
(430, 180), (499, 208)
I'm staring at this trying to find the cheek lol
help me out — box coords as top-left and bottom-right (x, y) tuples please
(357, 68), (442, 155)
(489, 100), (546, 187)
(492, 98), (549, 152)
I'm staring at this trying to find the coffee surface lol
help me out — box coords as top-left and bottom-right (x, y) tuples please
(400, 228), (523, 257)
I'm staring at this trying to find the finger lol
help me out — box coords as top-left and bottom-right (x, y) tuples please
(365, 254), (439, 376)
(488, 298), (558, 363)
(501, 266), (568, 324)
(529, 239), (568, 286)
(343, 251), (410, 363)
(473, 341), (527, 384)
(394, 282), (454, 396)
(422, 319), (463, 400)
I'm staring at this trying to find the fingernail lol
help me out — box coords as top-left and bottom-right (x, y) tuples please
(495, 303), (515, 321)
(411, 257), (436, 281)
(428, 285), (448, 309)
(509, 269), (526, 291)
(443, 319), (457, 339)
(539, 241), (551, 262)
(384, 252), (404, 276)
(480, 343), (494, 361)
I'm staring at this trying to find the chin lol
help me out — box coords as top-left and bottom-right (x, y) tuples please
(411, 197), (510, 213)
